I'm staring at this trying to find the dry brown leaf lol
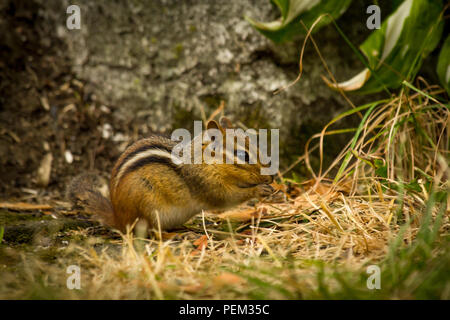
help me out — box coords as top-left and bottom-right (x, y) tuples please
(213, 272), (245, 288)
(0, 202), (53, 211)
(193, 235), (208, 250)
(36, 152), (53, 187)
(239, 229), (253, 236)
(336, 179), (352, 194)
(302, 181), (340, 202)
(161, 232), (179, 240)
(40, 96), (50, 111)
(180, 283), (204, 293)
(218, 208), (259, 222)
(59, 210), (80, 216)
(294, 192), (338, 211)
(271, 182), (287, 193)
(310, 182), (334, 195)
(288, 186), (303, 198)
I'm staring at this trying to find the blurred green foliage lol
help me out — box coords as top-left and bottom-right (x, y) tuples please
(247, 0), (448, 95)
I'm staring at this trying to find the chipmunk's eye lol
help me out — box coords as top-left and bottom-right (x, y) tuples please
(236, 149), (250, 163)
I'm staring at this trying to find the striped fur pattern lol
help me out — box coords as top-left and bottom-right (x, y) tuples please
(109, 135), (194, 231)
(69, 118), (274, 233)
(111, 136), (178, 190)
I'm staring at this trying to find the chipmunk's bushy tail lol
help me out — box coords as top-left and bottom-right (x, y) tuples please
(66, 173), (116, 228)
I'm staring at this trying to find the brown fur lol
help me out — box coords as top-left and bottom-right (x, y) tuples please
(68, 118), (274, 233)
(66, 173), (115, 227)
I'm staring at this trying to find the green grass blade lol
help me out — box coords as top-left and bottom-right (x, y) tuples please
(334, 102), (378, 182)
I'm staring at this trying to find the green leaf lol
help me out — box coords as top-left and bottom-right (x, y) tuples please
(246, 0), (352, 43)
(327, 0), (444, 94)
(404, 180), (421, 193)
(291, 171), (302, 182)
(334, 102), (380, 182)
(437, 34), (450, 95)
(373, 159), (384, 168)
(375, 165), (388, 178)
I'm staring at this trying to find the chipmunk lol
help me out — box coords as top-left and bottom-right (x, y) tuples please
(67, 117), (274, 233)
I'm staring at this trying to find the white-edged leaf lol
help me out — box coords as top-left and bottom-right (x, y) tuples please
(327, 0), (444, 94)
(246, 0), (351, 43)
(437, 34), (450, 95)
(322, 69), (370, 92)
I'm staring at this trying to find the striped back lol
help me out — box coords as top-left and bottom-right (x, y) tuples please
(110, 135), (178, 190)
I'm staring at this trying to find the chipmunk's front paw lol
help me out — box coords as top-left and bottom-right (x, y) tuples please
(257, 184), (274, 198)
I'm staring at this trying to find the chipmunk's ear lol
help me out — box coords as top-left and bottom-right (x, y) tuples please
(206, 120), (224, 133)
(219, 116), (233, 129)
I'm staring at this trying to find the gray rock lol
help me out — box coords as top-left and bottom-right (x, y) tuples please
(38, 0), (380, 168)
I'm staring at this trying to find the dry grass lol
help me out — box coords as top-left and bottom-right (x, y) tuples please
(0, 195), (405, 299)
(0, 181), (446, 299)
(0, 81), (449, 300)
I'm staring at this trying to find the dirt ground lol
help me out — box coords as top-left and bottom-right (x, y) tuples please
(0, 1), (135, 253)
(0, 1), (129, 200)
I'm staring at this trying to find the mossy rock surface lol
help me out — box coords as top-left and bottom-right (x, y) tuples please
(36, 0), (383, 175)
